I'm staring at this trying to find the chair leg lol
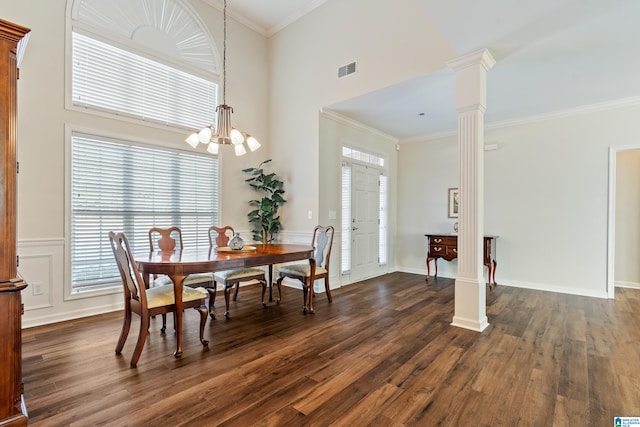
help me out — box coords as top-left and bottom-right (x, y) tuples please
(275, 275), (283, 304)
(233, 283), (240, 301)
(131, 314), (150, 368)
(161, 313), (167, 333)
(260, 279), (267, 308)
(324, 277), (332, 303)
(224, 283), (232, 319)
(115, 309), (132, 354)
(207, 282), (217, 319)
(307, 278), (315, 314)
(196, 305), (209, 346)
(302, 280), (309, 314)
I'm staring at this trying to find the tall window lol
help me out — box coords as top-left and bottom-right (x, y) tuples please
(341, 164), (352, 274)
(68, 0), (220, 293)
(379, 174), (388, 266)
(71, 133), (219, 292)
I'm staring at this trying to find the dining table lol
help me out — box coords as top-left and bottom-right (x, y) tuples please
(134, 243), (315, 358)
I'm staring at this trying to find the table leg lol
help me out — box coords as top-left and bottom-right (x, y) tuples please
(492, 260), (498, 288)
(485, 260), (498, 289)
(426, 257), (438, 280)
(169, 274), (186, 358)
(268, 264), (274, 302)
(308, 258), (316, 314)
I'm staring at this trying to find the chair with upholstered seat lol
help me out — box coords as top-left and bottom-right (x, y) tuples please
(149, 226), (214, 330)
(208, 225), (268, 319)
(108, 231), (209, 368)
(275, 225), (334, 314)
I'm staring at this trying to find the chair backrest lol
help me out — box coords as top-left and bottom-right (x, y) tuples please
(109, 231), (147, 307)
(149, 226), (183, 251)
(312, 225), (334, 270)
(208, 225), (234, 248)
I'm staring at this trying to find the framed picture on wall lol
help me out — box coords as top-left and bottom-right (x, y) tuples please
(448, 188), (459, 218)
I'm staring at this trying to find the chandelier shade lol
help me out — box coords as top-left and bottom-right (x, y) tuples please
(185, 0), (259, 156)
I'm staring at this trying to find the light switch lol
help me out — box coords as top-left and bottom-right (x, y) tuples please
(308, 210), (313, 219)
(328, 210), (337, 220)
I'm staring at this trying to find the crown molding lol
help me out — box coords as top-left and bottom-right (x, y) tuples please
(401, 96), (640, 143)
(266, 0), (328, 38)
(320, 109), (399, 144)
(201, 0), (328, 38)
(485, 96), (640, 131)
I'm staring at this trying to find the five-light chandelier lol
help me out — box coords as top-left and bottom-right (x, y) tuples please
(185, 0), (260, 156)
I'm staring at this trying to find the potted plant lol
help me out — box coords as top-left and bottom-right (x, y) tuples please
(243, 159), (287, 243)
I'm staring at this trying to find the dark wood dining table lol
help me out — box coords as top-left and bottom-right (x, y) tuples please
(134, 243), (315, 358)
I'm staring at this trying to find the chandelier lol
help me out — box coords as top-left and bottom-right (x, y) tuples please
(185, 0), (260, 156)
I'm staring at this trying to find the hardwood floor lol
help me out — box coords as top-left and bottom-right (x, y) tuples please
(22, 272), (640, 426)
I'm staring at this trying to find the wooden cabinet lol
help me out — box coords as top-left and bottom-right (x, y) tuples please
(425, 234), (498, 288)
(0, 18), (30, 427)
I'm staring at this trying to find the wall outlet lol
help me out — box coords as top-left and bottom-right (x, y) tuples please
(32, 282), (44, 296)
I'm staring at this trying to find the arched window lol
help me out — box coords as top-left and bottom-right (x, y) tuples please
(67, 0), (221, 293)
(69, 0), (218, 130)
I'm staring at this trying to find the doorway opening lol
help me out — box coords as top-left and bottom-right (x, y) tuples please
(607, 146), (640, 299)
(341, 146), (388, 283)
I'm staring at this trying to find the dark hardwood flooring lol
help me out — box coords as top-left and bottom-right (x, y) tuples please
(22, 272), (640, 426)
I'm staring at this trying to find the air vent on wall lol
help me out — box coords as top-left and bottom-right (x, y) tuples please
(338, 61), (357, 78)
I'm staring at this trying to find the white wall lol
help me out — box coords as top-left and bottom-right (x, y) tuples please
(268, 0), (456, 233)
(397, 136), (459, 279)
(397, 102), (640, 298)
(615, 149), (640, 288)
(2, 0), (270, 326)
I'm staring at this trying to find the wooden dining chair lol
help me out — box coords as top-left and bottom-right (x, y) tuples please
(208, 225), (268, 319)
(275, 225), (334, 314)
(108, 231), (209, 368)
(148, 227), (214, 330)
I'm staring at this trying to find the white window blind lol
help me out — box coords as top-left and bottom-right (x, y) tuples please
(341, 164), (352, 274)
(71, 133), (219, 292)
(379, 174), (388, 266)
(72, 31), (217, 130)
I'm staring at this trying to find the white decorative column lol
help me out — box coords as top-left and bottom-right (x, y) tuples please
(447, 49), (495, 332)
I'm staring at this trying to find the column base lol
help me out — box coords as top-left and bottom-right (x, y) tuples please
(451, 315), (489, 332)
(451, 277), (489, 332)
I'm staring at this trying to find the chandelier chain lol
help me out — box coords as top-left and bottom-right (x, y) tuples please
(222, 0), (227, 105)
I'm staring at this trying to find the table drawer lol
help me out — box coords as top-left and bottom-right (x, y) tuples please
(430, 236), (457, 246)
(429, 245), (446, 256)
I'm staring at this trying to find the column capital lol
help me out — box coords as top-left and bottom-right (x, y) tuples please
(446, 48), (496, 72)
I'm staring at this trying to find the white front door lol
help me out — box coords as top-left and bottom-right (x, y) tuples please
(350, 164), (380, 281)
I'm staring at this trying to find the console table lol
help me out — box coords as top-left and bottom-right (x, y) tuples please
(424, 234), (498, 288)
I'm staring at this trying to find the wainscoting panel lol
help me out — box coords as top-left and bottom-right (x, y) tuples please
(18, 238), (64, 312)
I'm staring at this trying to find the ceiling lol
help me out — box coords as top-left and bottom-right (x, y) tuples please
(217, 0), (640, 140)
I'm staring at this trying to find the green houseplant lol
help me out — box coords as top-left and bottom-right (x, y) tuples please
(243, 159), (286, 243)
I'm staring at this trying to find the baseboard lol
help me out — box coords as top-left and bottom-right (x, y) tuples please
(22, 303), (122, 329)
(396, 266), (609, 298)
(615, 280), (640, 290)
